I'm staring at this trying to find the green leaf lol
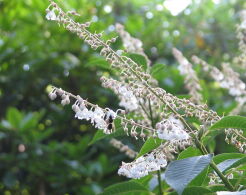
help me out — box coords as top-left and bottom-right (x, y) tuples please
(208, 185), (227, 192)
(177, 147), (202, 160)
(182, 186), (212, 195)
(85, 56), (110, 69)
(6, 107), (23, 129)
(99, 181), (152, 195)
(150, 63), (165, 78)
(132, 175), (152, 187)
(209, 116), (246, 131)
(126, 53), (147, 71)
(214, 154), (246, 174)
(217, 157), (246, 173)
(136, 137), (162, 158)
(213, 153), (245, 165)
(164, 154), (213, 195)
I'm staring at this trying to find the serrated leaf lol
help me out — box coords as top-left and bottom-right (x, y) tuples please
(99, 181), (152, 195)
(177, 147), (202, 160)
(136, 137), (162, 158)
(164, 154), (213, 195)
(209, 116), (246, 131)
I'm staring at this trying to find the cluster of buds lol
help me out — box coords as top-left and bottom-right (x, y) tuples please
(172, 48), (202, 104)
(49, 87), (117, 134)
(192, 56), (246, 111)
(115, 23), (151, 66)
(156, 115), (190, 141)
(118, 148), (167, 179)
(48, 86), (155, 137)
(100, 76), (139, 111)
(49, 88), (70, 105)
(110, 138), (137, 159)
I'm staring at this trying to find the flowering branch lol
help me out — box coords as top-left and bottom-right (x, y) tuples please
(45, 0), (244, 191)
(49, 86), (155, 137)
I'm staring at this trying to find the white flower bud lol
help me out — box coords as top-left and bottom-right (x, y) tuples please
(49, 92), (57, 100)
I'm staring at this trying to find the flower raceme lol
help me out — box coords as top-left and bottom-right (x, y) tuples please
(46, 0), (246, 181)
(48, 86), (191, 142)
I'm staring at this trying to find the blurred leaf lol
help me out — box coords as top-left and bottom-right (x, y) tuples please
(164, 154), (213, 195)
(7, 107), (22, 129)
(99, 181), (152, 195)
(125, 53), (147, 71)
(150, 63), (165, 78)
(85, 56), (110, 70)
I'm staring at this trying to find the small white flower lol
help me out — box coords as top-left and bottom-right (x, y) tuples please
(46, 9), (57, 21)
(156, 117), (189, 141)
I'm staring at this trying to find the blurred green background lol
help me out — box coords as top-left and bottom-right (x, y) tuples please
(0, 0), (245, 194)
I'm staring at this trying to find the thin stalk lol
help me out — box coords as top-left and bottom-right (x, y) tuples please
(194, 136), (235, 191)
(148, 100), (163, 195)
(210, 162), (235, 191)
(157, 170), (163, 195)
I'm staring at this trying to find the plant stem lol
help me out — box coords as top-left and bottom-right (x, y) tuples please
(49, 4), (236, 191)
(148, 101), (163, 195)
(157, 170), (163, 195)
(194, 136), (235, 191)
(210, 162), (235, 191)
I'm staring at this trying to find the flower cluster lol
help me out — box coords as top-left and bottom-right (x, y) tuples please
(156, 115), (190, 140)
(110, 138), (137, 159)
(45, 1), (246, 185)
(101, 76), (139, 111)
(192, 56), (246, 108)
(172, 48), (202, 104)
(118, 148), (167, 179)
(49, 87), (117, 134)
